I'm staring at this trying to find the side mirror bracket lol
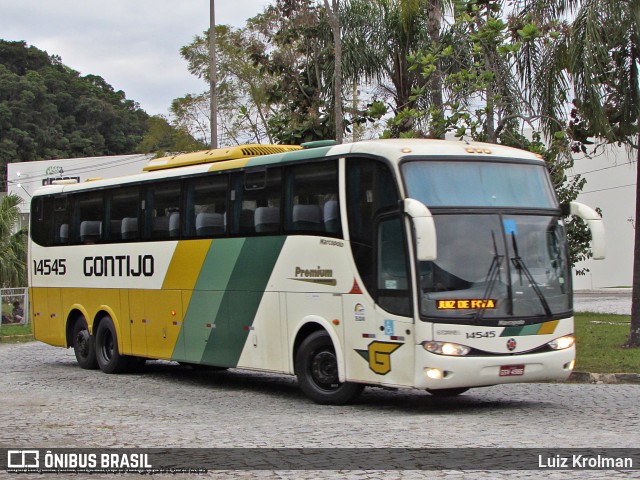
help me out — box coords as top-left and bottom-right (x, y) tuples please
(403, 198), (437, 261)
(566, 201), (606, 260)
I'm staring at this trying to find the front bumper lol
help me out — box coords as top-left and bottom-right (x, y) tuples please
(413, 344), (575, 390)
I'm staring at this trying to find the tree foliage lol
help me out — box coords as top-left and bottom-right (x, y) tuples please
(0, 194), (26, 288)
(0, 40), (150, 174)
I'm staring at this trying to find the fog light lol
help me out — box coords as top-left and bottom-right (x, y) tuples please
(565, 359), (576, 370)
(548, 335), (575, 350)
(422, 341), (471, 356)
(424, 368), (443, 380)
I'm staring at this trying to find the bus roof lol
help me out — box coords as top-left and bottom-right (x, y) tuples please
(143, 144), (302, 171)
(31, 139), (544, 197)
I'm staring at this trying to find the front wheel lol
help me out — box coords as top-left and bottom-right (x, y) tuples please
(95, 316), (130, 374)
(295, 330), (364, 405)
(72, 316), (98, 370)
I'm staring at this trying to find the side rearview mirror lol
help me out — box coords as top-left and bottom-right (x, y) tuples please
(568, 201), (606, 260)
(404, 198), (437, 261)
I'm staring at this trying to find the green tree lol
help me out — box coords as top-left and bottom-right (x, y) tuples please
(0, 40), (150, 184)
(532, 0), (640, 347)
(179, 23), (279, 145)
(137, 115), (207, 157)
(0, 194), (27, 288)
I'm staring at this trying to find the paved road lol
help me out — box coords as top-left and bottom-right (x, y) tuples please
(574, 290), (632, 315)
(1, 342), (639, 479)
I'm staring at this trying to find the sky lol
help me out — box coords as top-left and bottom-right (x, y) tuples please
(1, 0), (271, 116)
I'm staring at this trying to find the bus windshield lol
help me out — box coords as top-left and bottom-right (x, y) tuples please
(416, 214), (571, 323)
(402, 159), (570, 324)
(402, 160), (556, 208)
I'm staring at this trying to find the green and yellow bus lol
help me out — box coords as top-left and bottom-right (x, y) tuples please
(29, 139), (605, 404)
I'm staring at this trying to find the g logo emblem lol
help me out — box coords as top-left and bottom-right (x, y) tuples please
(356, 341), (402, 375)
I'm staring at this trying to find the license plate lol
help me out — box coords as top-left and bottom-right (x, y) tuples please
(499, 365), (525, 376)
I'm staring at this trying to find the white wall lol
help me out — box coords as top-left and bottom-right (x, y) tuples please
(571, 145), (636, 289)
(6, 154), (153, 214)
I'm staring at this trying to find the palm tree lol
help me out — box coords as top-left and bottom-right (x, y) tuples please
(0, 194), (27, 288)
(340, 0), (451, 135)
(534, 0), (640, 346)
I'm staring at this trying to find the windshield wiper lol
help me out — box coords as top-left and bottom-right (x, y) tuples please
(474, 231), (504, 322)
(510, 232), (552, 318)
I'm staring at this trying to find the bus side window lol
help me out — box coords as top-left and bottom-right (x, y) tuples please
(76, 192), (104, 244)
(52, 196), (71, 245)
(184, 174), (228, 238)
(108, 187), (140, 241)
(286, 160), (340, 236)
(346, 158), (400, 293)
(376, 215), (412, 316)
(31, 197), (55, 247)
(232, 168), (282, 235)
(144, 182), (181, 240)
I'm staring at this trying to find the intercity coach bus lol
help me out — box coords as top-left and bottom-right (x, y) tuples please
(29, 139), (605, 404)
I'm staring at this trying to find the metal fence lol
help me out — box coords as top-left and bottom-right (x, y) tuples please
(1, 287), (29, 328)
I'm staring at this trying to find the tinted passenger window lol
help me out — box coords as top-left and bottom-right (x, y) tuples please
(185, 174), (228, 237)
(144, 182), (181, 240)
(108, 188), (139, 241)
(231, 168), (282, 235)
(346, 158), (399, 293)
(286, 161), (340, 236)
(76, 193), (104, 244)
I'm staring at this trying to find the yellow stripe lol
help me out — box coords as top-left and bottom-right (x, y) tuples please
(162, 239), (212, 290)
(537, 320), (559, 335)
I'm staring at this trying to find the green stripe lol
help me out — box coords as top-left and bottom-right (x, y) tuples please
(501, 323), (543, 337)
(176, 236), (286, 366)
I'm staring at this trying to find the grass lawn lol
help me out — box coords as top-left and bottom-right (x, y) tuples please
(574, 312), (639, 374)
(0, 323), (32, 343)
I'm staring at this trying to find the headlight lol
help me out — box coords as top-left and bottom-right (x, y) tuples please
(548, 335), (575, 350)
(422, 341), (471, 356)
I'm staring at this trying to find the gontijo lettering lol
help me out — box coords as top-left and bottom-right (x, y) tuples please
(84, 255), (154, 277)
(437, 299), (497, 310)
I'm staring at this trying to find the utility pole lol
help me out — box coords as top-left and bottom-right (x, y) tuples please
(210, 0), (218, 149)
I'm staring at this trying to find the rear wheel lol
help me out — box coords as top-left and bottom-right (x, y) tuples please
(427, 387), (469, 397)
(295, 330), (364, 405)
(95, 316), (130, 374)
(72, 316), (98, 370)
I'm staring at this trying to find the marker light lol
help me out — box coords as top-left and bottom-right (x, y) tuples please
(548, 335), (575, 350)
(422, 341), (471, 356)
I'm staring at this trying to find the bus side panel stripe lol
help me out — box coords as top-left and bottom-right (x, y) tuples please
(198, 236), (286, 367)
(173, 239), (246, 362)
(162, 239), (212, 290)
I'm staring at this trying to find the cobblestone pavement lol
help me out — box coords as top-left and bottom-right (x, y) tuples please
(1, 342), (639, 479)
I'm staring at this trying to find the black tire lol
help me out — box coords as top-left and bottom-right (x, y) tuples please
(427, 387), (469, 397)
(95, 316), (130, 374)
(295, 330), (364, 405)
(72, 316), (98, 370)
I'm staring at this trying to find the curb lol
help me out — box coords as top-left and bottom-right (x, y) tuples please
(0, 334), (34, 343)
(567, 371), (640, 384)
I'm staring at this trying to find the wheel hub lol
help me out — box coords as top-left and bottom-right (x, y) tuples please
(311, 350), (338, 388)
